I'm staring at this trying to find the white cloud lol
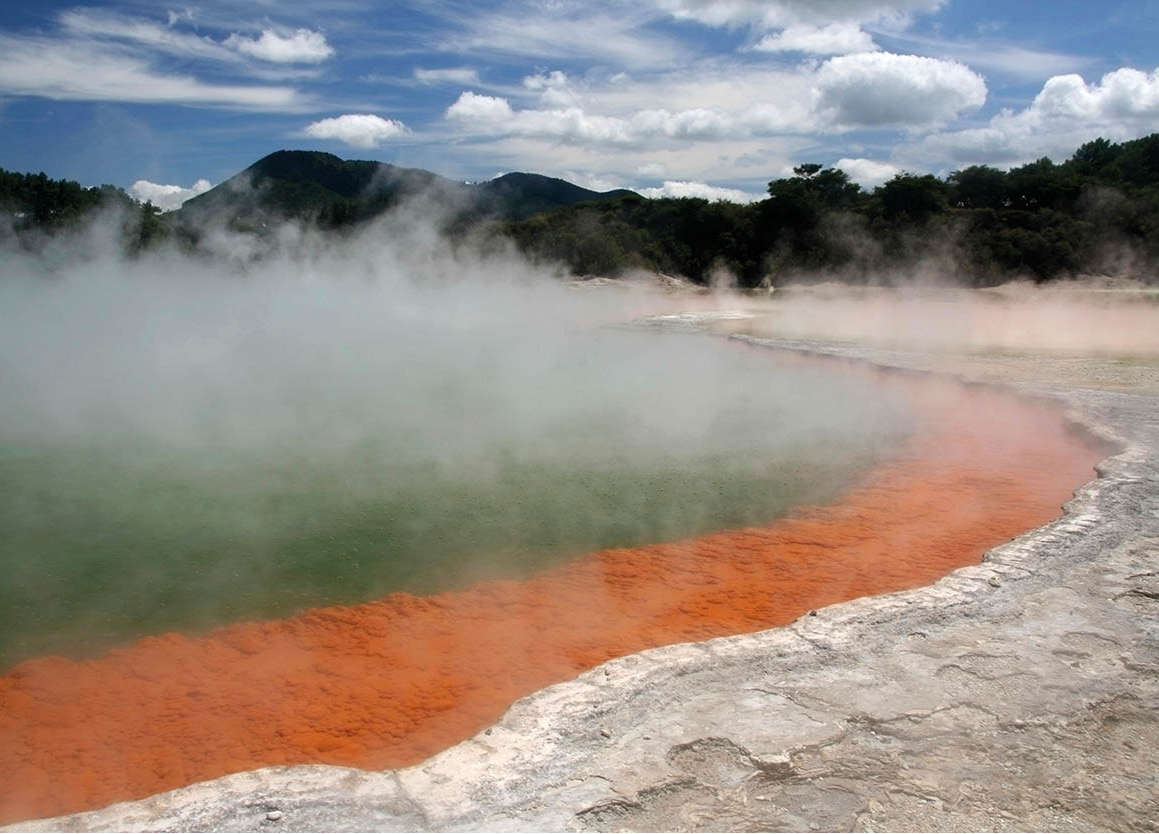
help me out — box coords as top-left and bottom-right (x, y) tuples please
(447, 92), (735, 145)
(560, 171), (626, 192)
(129, 178), (212, 211)
(638, 180), (764, 202)
(523, 70), (570, 91)
(413, 67), (480, 85)
(224, 29), (333, 64)
(441, 5), (685, 70)
(60, 10), (335, 75)
(654, 0), (943, 30)
(834, 157), (899, 187)
(303, 114), (410, 148)
(59, 9), (241, 64)
(955, 45), (1093, 81)
(443, 53), (989, 159)
(885, 31), (1095, 82)
(637, 161), (668, 177)
(751, 22), (877, 54)
(522, 70), (579, 106)
(909, 67), (1159, 168)
(446, 91), (515, 123)
(0, 34), (300, 108)
(815, 52), (986, 127)
(50, 10), (328, 84)
(445, 51), (981, 163)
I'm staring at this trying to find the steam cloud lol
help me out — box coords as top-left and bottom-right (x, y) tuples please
(0, 206), (905, 663)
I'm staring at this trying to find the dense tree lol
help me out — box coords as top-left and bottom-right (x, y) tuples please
(947, 165), (1008, 209)
(504, 134), (1159, 286)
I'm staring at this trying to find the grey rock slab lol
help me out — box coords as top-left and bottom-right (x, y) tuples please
(11, 335), (1159, 832)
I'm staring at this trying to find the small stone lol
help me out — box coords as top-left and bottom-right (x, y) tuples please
(808, 610), (818, 617)
(485, 728), (493, 735)
(266, 811), (283, 822)
(988, 576), (1001, 588)
(600, 729), (611, 738)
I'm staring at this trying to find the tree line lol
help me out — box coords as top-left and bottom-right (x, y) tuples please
(499, 134), (1159, 286)
(0, 170), (166, 253)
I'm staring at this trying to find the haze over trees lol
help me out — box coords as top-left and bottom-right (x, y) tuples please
(3, 135), (1159, 285)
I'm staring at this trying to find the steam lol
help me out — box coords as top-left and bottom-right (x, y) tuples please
(0, 207), (906, 664)
(733, 281), (1159, 357)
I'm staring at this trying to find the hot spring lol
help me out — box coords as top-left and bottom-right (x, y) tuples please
(0, 235), (1106, 824)
(0, 272), (906, 667)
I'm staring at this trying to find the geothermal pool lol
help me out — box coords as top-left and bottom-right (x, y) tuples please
(0, 328), (905, 667)
(0, 340), (1106, 826)
(0, 258), (1108, 825)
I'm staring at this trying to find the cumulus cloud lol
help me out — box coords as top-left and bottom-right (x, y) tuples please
(522, 70), (578, 106)
(446, 52), (990, 157)
(523, 70), (570, 91)
(303, 114), (410, 148)
(909, 66), (1159, 168)
(654, 1), (943, 61)
(751, 22), (877, 54)
(446, 91), (515, 123)
(447, 92), (733, 145)
(638, 180), (764, 202)
(815, 52), (986, 127)
(413, 67), (480, 85)
(129, 178), (212, 211)
(224, 29), (333, 64)
(834, 157), (900, 187)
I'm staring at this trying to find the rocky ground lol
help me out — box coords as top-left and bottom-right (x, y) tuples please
(13, 330), (1159, 833)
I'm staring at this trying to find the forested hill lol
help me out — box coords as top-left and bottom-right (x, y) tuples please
(4, 135), (1159, 285)
(501, 134), (1159, 286)
(178, 150), (635, 227)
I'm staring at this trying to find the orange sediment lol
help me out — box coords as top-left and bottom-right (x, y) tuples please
(0, 365), (1108, 825)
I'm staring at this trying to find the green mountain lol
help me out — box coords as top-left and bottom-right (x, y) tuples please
(177, 150), (634, 228)
(476, 172), (636, 221)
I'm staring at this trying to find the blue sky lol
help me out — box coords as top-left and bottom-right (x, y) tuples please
(0, 0), (1156, 208)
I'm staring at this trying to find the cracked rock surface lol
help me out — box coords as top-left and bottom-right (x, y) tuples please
(14, 336), (1159, 833)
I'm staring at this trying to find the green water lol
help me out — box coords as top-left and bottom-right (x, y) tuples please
(0, 332), (909, 668)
